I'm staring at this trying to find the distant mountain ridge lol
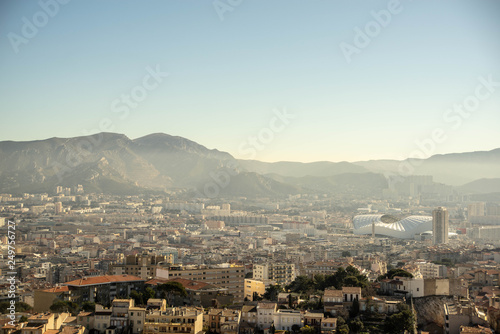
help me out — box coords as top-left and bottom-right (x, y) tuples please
(237, 160), (369, 177)
(0, 132), (498, 197)
(353, 149), (500, 186)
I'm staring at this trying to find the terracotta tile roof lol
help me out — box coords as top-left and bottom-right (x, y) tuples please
(146, 277), (217, 291)
(45, 330), (60, 334)
(342, 287), (362, 294)
(77, 312), (93, 317)
(324, 289), (342, 298)
(63, 275), (143, 286)
(241, 306), (257, 313)
(322, 318), (337, 324)
(41, 286), (70, 293)
(257, 302), (277, 309)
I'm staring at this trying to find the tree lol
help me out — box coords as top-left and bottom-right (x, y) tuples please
(345, 266), (360, 277)
(82, 301), (95, 312)
(314, 274), (326, 291)
(19, 315), (28, 323)
(17, 302), (32, 312)
(50, 300), (79, 315)
(130, 290), (144, 305)
(291, 324), (301, 333)
(378, 269), (413, 280)
(144, 287), (156, 301)
(344, 276), (361, 287)
(349, 299), (360, 318)
(337, 324), (350, 334)
(348, 318), (364, 334)
(362, 284), (376, 298)
(263, 284), (283, 301)
(0, 301), (32, 314)
(299, 325), (316, 334)
(342, 251), (351, 257)
(287, 276), (315, 294)
(253, 292), (263, 301)
(383, 309), (415, 334)
(157, 282), (187, 306)
(50, 300), (69, 313)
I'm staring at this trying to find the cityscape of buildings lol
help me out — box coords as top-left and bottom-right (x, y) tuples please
(1, 181), (500, 334)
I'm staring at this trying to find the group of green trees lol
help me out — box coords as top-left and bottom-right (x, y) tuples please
(48, 281), (188, 316)
(383, 304), (415, 334)
(49, 300), (95, 314)
(286, 265), (369, 295)
(0, 301), (32, 313)
(258, 265), (416, 334)
(377, 268), (413, 280)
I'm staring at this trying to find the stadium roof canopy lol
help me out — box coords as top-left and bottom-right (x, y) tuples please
(353, 214), (433, 239)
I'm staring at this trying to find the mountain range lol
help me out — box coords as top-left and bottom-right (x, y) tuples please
(0, 132), (499, 198)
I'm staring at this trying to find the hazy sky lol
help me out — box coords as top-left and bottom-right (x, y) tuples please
(1, 0), (500, 162)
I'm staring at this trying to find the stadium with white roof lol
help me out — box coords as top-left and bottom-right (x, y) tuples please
(353, 214), (433, 239)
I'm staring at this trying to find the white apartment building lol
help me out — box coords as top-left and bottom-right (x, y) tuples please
(272, 309), (303, 331)
(253, 263), (296, 286)
(256, 303), (277, 329)
(417, 261), (447, 279)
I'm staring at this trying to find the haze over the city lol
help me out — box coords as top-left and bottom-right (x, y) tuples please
(1, 0), (500, 162)
(3, 2), (500, 334)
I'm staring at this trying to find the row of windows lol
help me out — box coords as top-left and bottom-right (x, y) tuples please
(147, 326), (191, 333)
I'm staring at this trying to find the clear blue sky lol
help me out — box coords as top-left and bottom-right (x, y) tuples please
(1, 0), (500, 162)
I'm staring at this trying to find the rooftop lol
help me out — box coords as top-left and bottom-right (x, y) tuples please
(63, 275), (143, 286)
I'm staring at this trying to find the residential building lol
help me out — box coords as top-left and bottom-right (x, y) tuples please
(244, 279), (266, 301)
(272, 309), (302, 332)
(94, 306), (112, 333)
(380, 276), (424, 298)
(204, 309), (240, 334)
(253, 263), (296, 286)
(417, 261), (447, 279)
(323, 289), (343, 315)
(21, 313), (70, 334)
(256, 303), (277, 330)
(239, 305), (257, 334)
(110, 254), (172, 280)
(156, 265), (245, 302)
(303, 312), (324, 333)
(34, 286), (74, 313)
(146, 278), (232, 308)
(62, 275), (144, 305)
(146, 299), (167, 312)
(302, 262), (346, 277)
(444, 299), (489, 334)
(143, 307), (203, 334)
(433, 207), (449, 245)
(321, 318), (337, 334)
